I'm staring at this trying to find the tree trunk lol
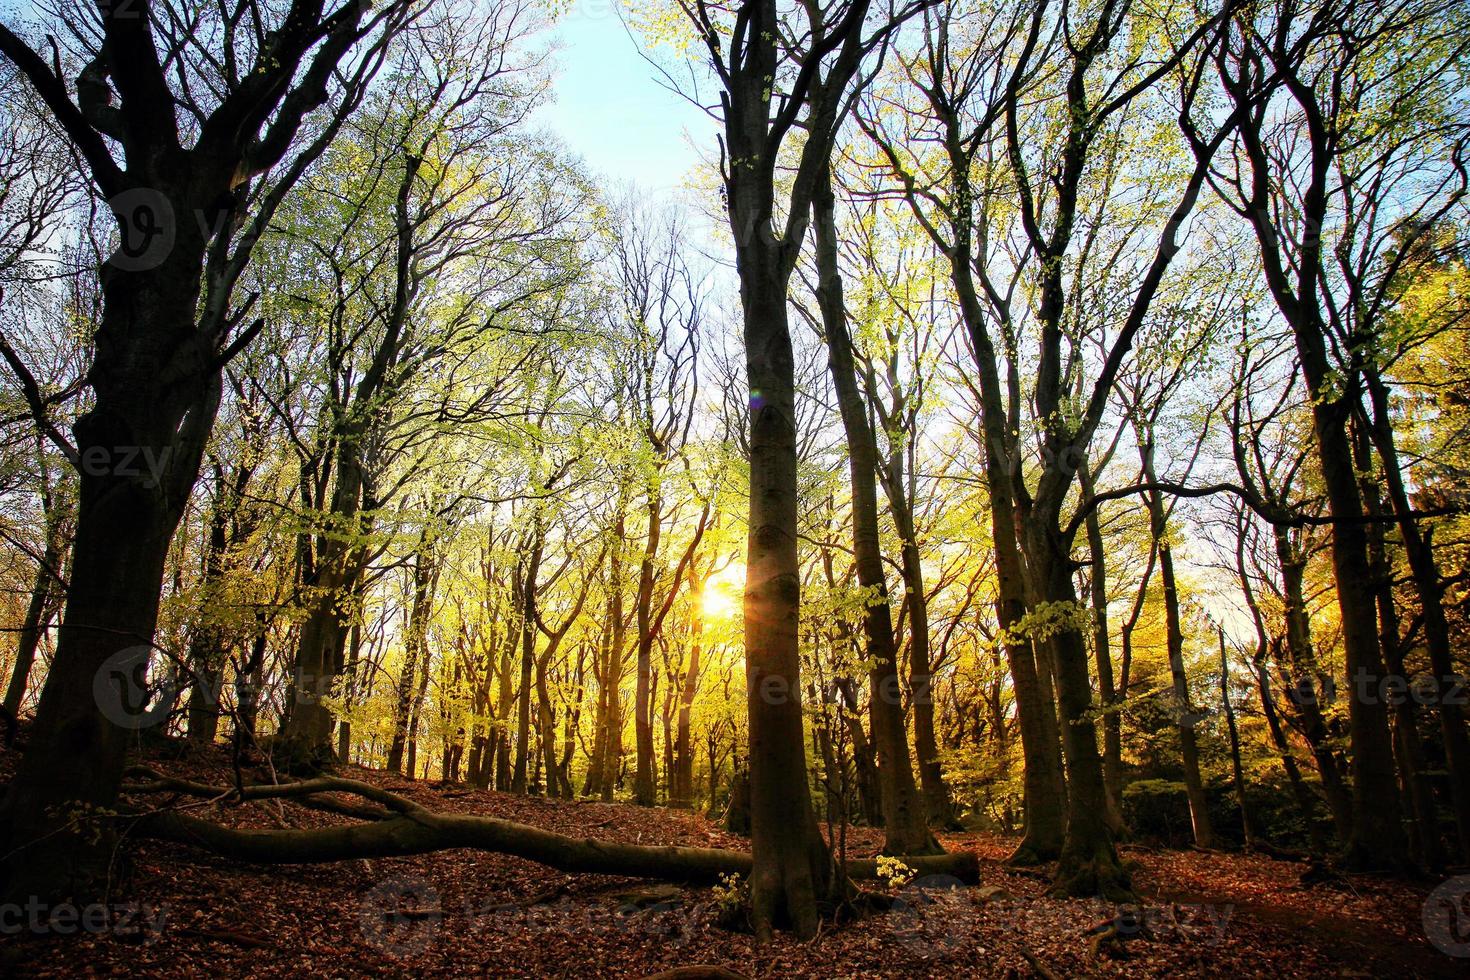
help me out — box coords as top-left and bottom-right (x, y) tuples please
(741, 273), (832, 938)
(1272, 528), (1354, 844)
(557, 645), (585, 800)
(494, 607), (516, 791)
(4, 496), (67, 717)
(405, 644), (432, 781)
(812, 168), (937, 855)
(672, 580), (704, 808)
(1356, 423), (1442, 869)
(723, 765), (751, 836)
(661, 670), (676, 804)
(187, 463), (246, 744)
(512, 522), (545, 793)
(633, 482), (663, 806)
(947, 256), (1066, 863)
(1303, 395), (1406, 868)
(598, 526), (628, 801)
(584, 585), (616, 796)
(1362, 371), (1470, 863)
(536, 652), (558, 796)
(283, 413), (379, 758)
(336, 619), (363, 764)
(1077, 459), (1125, 827)
(1218, 629), (1255, 850)
(0, 239), (222, 901)
(1252, 647), (1327, 854)
(1234, 94), (1408, 865)
(1140, 436), (1213, 848)
(835, 677), (883, 827)
(285, 155), (420, 758)
(1027, 519), (1129, 900)
(387, 536), (437, 774)
(888, 477), (954, 831)
(235, 616), (270, 746)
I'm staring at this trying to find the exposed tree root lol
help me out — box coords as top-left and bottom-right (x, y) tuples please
(122, 773), (980, 886)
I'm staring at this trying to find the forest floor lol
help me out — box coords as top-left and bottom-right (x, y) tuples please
(0, 738), (1463, 978)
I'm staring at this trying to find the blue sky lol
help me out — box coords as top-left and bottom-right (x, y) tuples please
(537, 7), (717, 195)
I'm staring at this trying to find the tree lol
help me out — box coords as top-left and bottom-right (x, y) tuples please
(669, 0), (925, 937)
(605, 202), (706, 807)
(1224, 331), (1356, 846)
(271, 11), (576, 755)
(1205, 0), (1470, 869)
(807, 162), (938, 854)
(0, 0), (417, 901)
(861, 0), (1235, 894)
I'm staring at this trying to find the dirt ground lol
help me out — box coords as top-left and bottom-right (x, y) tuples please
(1, 740), (1463, 978)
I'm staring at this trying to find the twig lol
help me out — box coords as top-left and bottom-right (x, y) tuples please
(1020, 945), (1063, 980)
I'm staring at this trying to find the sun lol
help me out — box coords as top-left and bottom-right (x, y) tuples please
(700, 564), (745, 622)
(701, 588), (738, 621)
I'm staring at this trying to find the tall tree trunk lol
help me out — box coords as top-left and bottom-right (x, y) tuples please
(1361, 372), (1470, 863)
(812, 167), (937, 854)
(336, 619), (363, 764)
(672, 579), (705, 808)
(0, 242), (223, 901)
(557, 644), (585, 800)
(512, 522), (545, 793)
(634, 489), (663, 806)
(1027, 517), (1128, 900)
(1077, 459), (1124, 826)
(1218, 629), (1255, 850)
(235, 616), (271, 746)
(887, 478), (953, 829)
(598, 520), (628, 801)
(536, 652), (558, 796)
(947, 253), (1066, 864)
(1252, 648), (1327, 853)
(660, 668), (676, 804)
(1355, 421), (1442, 869)
(1272, 528), (1354, 843)
(284, 155), (418, 757)
(4, 491), (68, 717)
(283, 436), (368, 754)
(494, 604), (516, 791)
(1139, 436), (1213, 848)
(740, 271), (831, 938)
(835, 676), (883, 827)
(388, 535), (437, 774)
(405, 643), (432, 781)
(1231, 69), (1408, 866)
(187, 463), (244, 744)
(1300, 399), (1406, 867)
(584, 589), (615, 797)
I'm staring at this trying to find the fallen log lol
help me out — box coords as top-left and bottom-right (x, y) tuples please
(125, 774), (980, 886)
